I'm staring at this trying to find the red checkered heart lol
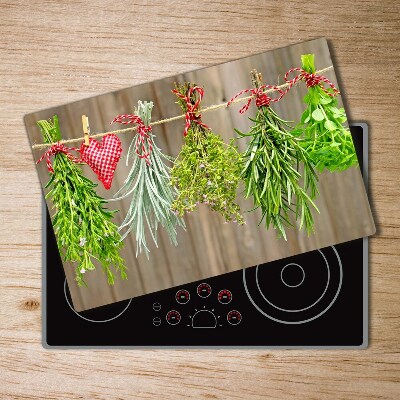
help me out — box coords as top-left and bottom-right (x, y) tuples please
(80, 134), (122, 190)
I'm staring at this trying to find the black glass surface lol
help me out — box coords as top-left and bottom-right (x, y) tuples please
(45, 124), (367, 347)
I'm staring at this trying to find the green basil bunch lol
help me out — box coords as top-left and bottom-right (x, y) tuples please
(295, 54), (358, 172)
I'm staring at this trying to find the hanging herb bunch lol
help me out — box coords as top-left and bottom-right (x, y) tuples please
(37, 116), (127, 286)
(291, 54), (358, 172)
(111, 101), (185, 258)
(171, 82), (244, 224)
(235, 70), (319, 239)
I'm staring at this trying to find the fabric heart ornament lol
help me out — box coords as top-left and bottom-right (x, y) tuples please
(80, 134), (122, 190)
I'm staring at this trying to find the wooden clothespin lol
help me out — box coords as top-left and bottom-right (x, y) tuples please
(82, 115), (90, 146)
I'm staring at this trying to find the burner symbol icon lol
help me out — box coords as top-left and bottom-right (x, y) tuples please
(189, 306), (221, 328)
(175, 289), (190, 304)
(153, 317), (161, 326)
(218, 289), (232, 304)
(197, 283), (212, 298)
(166, 310), (181, 325)
(227, 310), (242, 325)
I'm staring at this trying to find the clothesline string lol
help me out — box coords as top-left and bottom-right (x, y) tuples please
(31, 65), (333, 150)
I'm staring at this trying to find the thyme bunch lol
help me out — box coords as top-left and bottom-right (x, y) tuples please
(38, 116), (127, 287)
(113, 101), (185, 258)
(237, 71), (319, 239)
(171, 83), (244, 224)
(295, 54), (358, 172)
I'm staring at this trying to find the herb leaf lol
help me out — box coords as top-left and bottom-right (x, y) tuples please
(239, 70), (319, 238)
(298, 54), (358, 172)
(113, 101), (186, 258)
(171, 83), (244, 224)
(38, 116), (127, 287)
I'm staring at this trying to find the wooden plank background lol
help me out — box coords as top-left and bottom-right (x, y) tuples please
(24, 38), (375, 311)
(0, 0), (399, 398)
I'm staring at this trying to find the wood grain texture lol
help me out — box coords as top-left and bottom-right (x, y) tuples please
(0, 0), (399, 399)
(24, 38), (375, 311)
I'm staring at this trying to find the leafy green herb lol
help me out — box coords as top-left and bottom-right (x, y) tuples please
(38, 116), (127, 287)
(113, 101), (185, 258)
(295, 54), (358, 172)
(237, 70), (319, 239)
(171, 82), (244, 224)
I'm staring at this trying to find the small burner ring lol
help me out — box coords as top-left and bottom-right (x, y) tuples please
(280, 263), (305, 288)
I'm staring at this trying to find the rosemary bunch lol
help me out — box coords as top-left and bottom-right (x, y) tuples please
(38, 116), (127, 287)
(114, 101), (185, 258)
(171, 82), (244, 224)
(295, 54), (358, 172)
(237, 71), (319, 239)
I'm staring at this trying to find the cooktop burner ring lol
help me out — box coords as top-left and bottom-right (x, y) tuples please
(280, 263), (305, 288)
(255, 250), (331, 313)
(243, 246), (343, 325)
(63, 279), (132, 323)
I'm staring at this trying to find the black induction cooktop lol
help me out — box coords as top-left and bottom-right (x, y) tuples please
(43, 123), (369, 348)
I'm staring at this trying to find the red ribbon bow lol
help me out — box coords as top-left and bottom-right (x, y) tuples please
(111, 114), (153, 165)
(172, 86), (209, 136)
(226, 84), (286, 114)
(36, 142), (81, 173)
(284, 68), (340, 96)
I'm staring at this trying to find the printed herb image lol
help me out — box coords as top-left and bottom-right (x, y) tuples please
(295, 54), (358, 172)
(27, 40), (375, 311)
(112, 101), (186, 258)
(236, 70), (319, 239)
(37, 116), (127, 286)
(170, 82), (244, 224)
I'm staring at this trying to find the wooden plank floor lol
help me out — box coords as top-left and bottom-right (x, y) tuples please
(0, 1), (399, 398)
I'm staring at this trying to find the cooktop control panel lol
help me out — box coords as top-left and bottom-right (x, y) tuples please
(152, 283), (242, 328)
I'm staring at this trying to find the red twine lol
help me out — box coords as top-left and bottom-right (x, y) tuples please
(226, 85), (286, 114)
(284, 68), (340, 96)
(111, 114), (153, 165)
(36, 142), (81, 173)
(172, 86), (209, 136)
